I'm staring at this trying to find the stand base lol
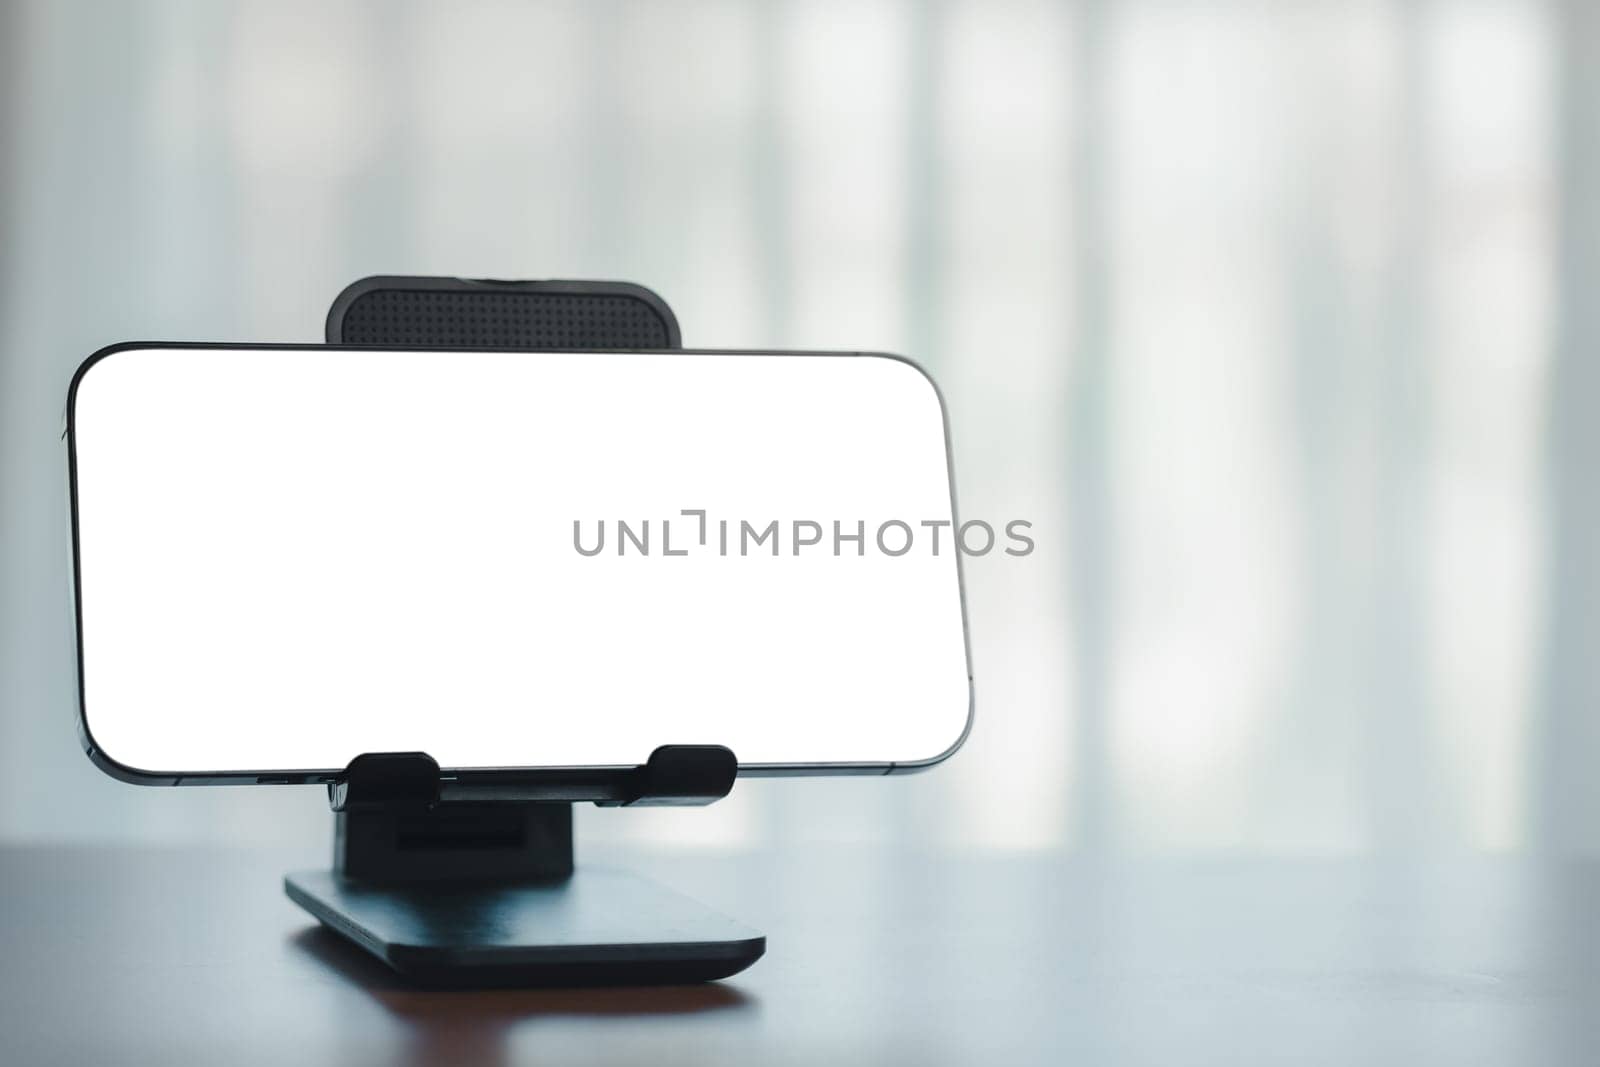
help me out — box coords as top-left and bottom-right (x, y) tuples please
(284, 868), (765, 988)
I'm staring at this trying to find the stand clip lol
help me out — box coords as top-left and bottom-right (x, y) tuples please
(600, 744), (737, 807)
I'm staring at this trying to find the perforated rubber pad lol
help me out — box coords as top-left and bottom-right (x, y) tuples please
(328, 280), (679, 349)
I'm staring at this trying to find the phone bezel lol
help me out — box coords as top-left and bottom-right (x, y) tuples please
(65, 342), (975, 788)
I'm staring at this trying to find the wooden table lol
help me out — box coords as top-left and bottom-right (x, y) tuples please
(3, 844), (1598, 1065)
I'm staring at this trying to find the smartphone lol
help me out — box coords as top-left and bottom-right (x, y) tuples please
(66, 344), (973, 785)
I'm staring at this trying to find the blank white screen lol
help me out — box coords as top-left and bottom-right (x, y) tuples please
(70, 347), (971, 774)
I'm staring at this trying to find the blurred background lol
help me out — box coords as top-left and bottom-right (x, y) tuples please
(0, 0), (1593, 856)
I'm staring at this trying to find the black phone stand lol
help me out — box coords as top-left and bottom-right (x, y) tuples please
(285, 277), (762, 987)
(284, 746), (764, 988)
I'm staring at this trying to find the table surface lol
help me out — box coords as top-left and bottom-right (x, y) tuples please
(3, 843), (1599, 1065)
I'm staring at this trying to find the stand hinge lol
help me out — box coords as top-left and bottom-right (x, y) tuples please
(328, 744), (738, 812)
(323, 745), (737, 885)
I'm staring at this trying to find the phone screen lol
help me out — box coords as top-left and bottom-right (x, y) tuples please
(68, 346), (971, 778)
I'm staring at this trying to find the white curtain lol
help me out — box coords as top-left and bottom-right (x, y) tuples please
(0, 0), (1580, 854)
